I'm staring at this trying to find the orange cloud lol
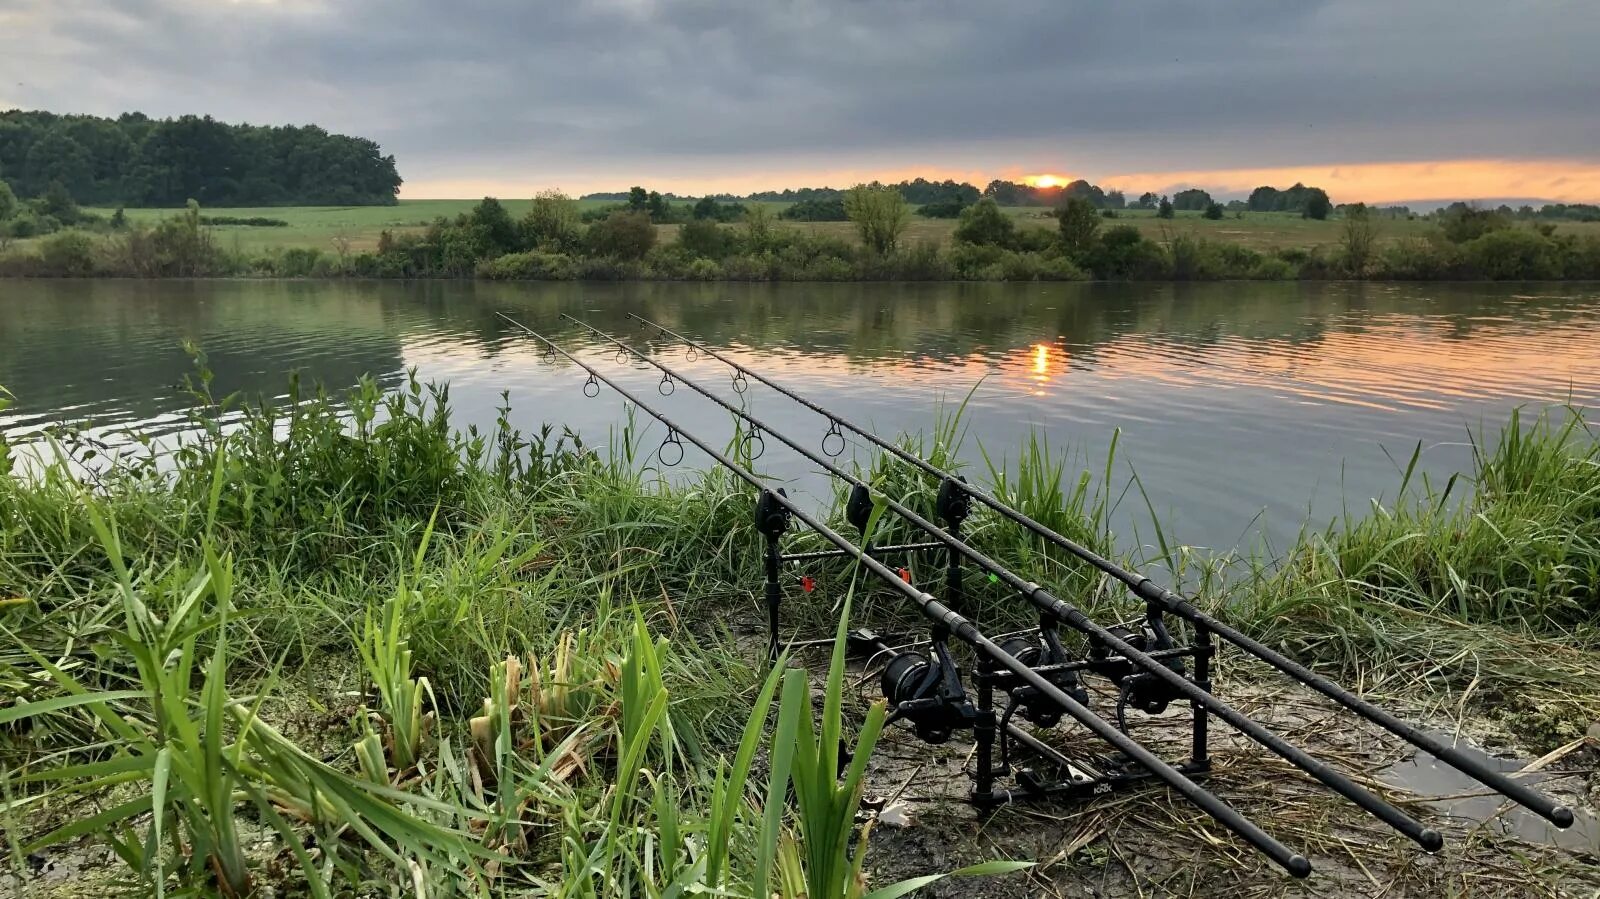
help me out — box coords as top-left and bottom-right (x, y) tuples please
(1102, 158), (1600, 204)
(401, 157), (1600, 204)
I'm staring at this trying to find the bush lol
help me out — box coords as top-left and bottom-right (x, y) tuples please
(684, 257), (722, 280)
(844, 183), (910, 255)
(778, 198), (848, 221)
(916, 199), (968, 219)
(199, 215), (289, 227)
(1083, 226), (1168, 279)
(1251, 257), (1296, 280)
(1439, 205), (1510, 243)
(676, 218), (731, 259)
(1202, 202), (1224, 220)
(476, 250), (577, 280)
(278, 247), (324, 277)
(953, 198), (1016, 248)
(37, 230), (99, 276)
(1462, 228), (1559, 280)
(1375, 238), (1462, 280)
(585, 211), (656, 260)
(521, 190), (585, 252)
(1054, 198), (1100, 257)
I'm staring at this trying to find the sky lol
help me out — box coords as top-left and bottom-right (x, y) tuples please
(2, 0), (1598, 203)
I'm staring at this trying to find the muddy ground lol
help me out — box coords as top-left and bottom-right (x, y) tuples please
(848, 661), (1600, 898)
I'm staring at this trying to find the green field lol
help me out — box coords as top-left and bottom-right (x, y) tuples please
(86, 200), (1594, 257)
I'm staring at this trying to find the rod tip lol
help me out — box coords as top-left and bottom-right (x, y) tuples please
(1286, 855), (1313, 879)
(1551, 806), (1574, 828)
(1419, 828), (1444, 852)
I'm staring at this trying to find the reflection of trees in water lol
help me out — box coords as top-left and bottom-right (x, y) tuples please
(459, 281), (1600, 375)
(0, 280), (405, 426)
(5, 279), (1597, 436)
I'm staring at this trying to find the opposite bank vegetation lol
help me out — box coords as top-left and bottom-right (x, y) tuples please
(1, 364), (1597, 896)
(3, 187), (1600, 283)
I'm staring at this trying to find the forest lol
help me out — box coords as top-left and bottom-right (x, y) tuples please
(0, 110), (402, 207)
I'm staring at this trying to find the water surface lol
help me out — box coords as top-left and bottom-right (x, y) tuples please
(3, 280), (1598, 552)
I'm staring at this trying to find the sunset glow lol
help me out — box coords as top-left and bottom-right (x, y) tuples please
(1025, 174), (1068, 189)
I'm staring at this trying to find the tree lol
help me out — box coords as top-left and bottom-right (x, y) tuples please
(843, 183), (909, 255)
(1135, 192), (1159, 210)
(676, 218), (729, 259)
(1302, 189), (1332, 220)
(692, 196), (721, 220)
(626, 186), (650, 213)
(586, 210), (656, 259)
(952, 198), (1015, 247)
(646, 190), (671, 222)
(1247, 186), (1281, 212)
(778, 198), (848, 221)
(1438, 203), (1510, 243)
(37, 180), (80, 223)
(1054, 197), (1101, 256)
(0, 180), (16, 220)
(1172, 188), (1213, 211)
(467, 197), (519, 255)
(1339, 203), (1377, 274)
(742, 203), (777, 251)
(1157, 196), (1174, 219)
(521, 189), (583, 251)
(1105, 189), (1127, 209)
(1202, 202), (1224, 220)
(916, 198), (969, 218)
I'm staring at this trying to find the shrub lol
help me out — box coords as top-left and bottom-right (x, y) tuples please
(0, 181), (18, 220)
(1084, 226), (1168, 279)
(1376, 238), (1462, 280)
(1202, 202), (1224, 220)
(1251, 256), (1296, 280)
(279, 247), (324, 277)
(521, 190), (585, 252)
(676, 218), (731, 259)
(777, 197), (847, 221)
(1462, 228), (1559, 280)
(199, 215), (289, 227)
(685, 257), (722, 280)
(476, 250), (576, 280)
(844, 183), (910, 254)
(916, 198), (968, 218)
(1054, 198), (1101, 257)
(37, 230), (99, 276)
(1439, 204), (1510, 243)
(585, 211), (656, 260)
(953, 198), (1016, 248)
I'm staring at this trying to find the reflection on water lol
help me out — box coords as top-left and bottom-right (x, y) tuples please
(1381, 733), (1599, 853)
(3, 280), (1598, 550)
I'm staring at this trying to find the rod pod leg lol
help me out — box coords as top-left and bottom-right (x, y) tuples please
(754, 488), (791, 663)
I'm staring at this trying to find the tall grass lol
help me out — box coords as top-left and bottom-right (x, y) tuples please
(2, 367), (1596, 894)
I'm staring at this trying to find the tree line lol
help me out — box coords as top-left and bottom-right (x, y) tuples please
(9, 185), (1599, 284)
(0, 109), (402, 207)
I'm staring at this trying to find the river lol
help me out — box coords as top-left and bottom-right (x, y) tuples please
(3, 279), (1598, 553)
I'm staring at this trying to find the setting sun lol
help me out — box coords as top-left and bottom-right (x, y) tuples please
(1025, 174), (1069, 188)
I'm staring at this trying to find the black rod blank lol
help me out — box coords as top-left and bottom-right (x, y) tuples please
(496, 313), (1312, 879)
(625, 312), (1576, 831)
(570, 315), (1441, 852)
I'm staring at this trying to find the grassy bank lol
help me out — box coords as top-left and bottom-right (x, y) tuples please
(2, 374), (1597, 896)
(5, 198), (1600, 282)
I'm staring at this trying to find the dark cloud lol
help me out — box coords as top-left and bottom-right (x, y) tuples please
(4, 0), (1597, 191)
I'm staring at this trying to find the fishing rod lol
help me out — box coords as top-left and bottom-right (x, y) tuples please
(495, 312), (1313, 878)
(564, 314), (1442, 851)
(625, 312), (1577, 831)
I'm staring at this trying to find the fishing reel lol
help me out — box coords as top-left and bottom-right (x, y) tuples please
(998, 630), (1089, 728)
(854, 630), (976, 745)
(1087, 617), (1187, 718)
